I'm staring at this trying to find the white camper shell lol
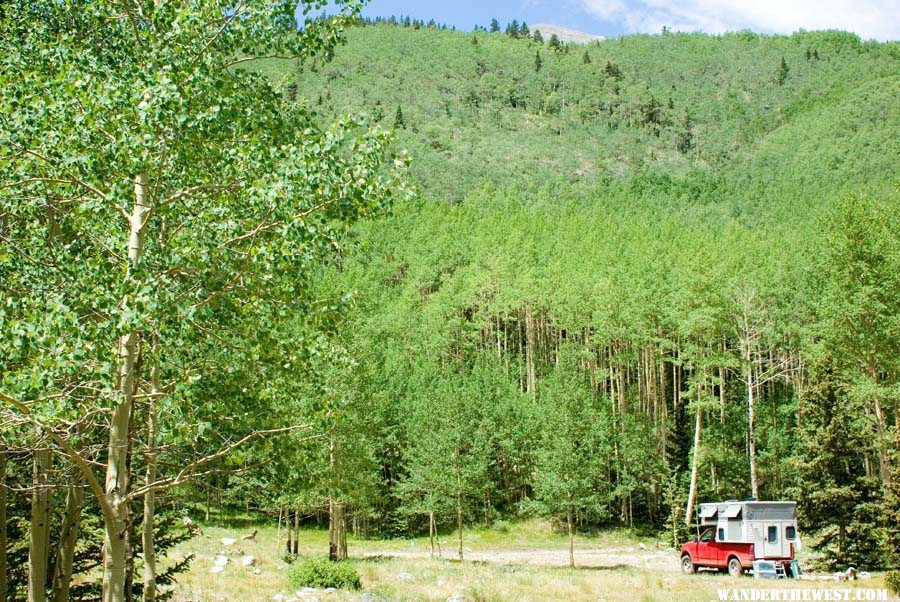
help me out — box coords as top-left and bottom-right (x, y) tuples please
(699, 500), (798, 559)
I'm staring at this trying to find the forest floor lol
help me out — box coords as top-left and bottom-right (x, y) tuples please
(167, 514), (894, 601)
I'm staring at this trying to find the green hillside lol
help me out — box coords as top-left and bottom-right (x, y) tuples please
(275, 24), (899, 212)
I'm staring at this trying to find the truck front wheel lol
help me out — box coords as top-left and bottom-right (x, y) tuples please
(681, 554), (696, 574)
(727, 557), (743, 577)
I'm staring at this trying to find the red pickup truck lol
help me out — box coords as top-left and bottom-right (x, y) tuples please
(680, 527), (793, 577)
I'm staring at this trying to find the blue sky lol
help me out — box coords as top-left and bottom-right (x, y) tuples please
(348, 0), (899, 41)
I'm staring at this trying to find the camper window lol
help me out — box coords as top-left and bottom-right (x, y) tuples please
(786, 526), (796, 540)
(718, 528), (725, 541)
(767, 526), (778, 543)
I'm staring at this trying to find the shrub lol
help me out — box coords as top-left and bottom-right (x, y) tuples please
(491, 519), (511, 533)
(885, 571), (900, 596)
(288, 557), (361, 590)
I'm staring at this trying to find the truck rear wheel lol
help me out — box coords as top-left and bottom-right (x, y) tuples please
(727, 557), (743, 577)
(681, 554), (696, 574)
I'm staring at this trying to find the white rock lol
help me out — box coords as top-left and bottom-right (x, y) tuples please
(210, 565), (225, 574)
(242, 555), (256, 566)
(214, 555), (229, 567)
(221, 537), (237, 546)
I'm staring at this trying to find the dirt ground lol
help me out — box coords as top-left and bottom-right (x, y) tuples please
(169, 522), (896, 602)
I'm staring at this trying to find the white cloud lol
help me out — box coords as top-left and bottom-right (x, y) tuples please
(579, 0), (899, 40)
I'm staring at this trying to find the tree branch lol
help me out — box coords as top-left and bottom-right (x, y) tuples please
(125, 425), (321, 502)
(0, 391), (113, 525)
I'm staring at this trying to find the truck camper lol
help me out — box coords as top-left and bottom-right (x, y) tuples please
(680, 500), (798, 577)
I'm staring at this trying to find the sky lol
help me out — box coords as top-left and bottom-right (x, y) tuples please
(350, 0), (900, 41)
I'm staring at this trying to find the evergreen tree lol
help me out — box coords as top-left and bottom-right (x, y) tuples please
(533, 29), (544, 44)
(489, 18), (500, 32)
(534, 50), (543, 72)
(603, 60), (623, 80)
(394, 104), (406, 129)
(775, 56), (789, 85)
(548, 33), (562, 52)
(519, 22), (530, 39)
(790, 357), (890, 569)
(582, 50), (591, 64)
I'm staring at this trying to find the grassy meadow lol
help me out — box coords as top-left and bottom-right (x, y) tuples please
(166, 515), (894, 601)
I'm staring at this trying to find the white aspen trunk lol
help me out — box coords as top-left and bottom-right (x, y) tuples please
(0, 446), (7, 602)
(456, 459), (464, 560)
(328, 501), (346, 561)
(684, 397), (702, 526)
(865, 362), (891, 490)
(28, 448), (52, 602)
(52, 479), (83, 602)
(429, 510), (435, 560)
(567, 503), (575, 568)
(295, 508), (302, 554)
(276, 507), (283, 556)
(284, 507), (292, 555)
(142, 356), (161, 602)
(104, 173), (151, 602)
(747, 358), (759, 500)
(525, 310), (536, 399)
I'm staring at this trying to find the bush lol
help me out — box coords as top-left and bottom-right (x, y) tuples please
(885, 571), (900, 596)
(491, 519), (511, 533)
(288, 557), (361, 590)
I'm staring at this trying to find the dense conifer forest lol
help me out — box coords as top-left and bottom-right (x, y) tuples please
(1, 5), (898, 600)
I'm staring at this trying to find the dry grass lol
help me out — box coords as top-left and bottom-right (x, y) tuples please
(166, 516), (895, 601)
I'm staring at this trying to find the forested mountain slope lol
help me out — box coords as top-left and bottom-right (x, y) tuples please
(257, 24), (899, 567)
(272, 24), (899, 210)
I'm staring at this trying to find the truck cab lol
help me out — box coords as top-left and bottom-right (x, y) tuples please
(680, 526), (755, 576)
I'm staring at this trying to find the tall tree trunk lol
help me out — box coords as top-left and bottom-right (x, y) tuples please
(429, 510), (435, 560)
(525, 309), (536, 399)
(456, 460), (464, 561)
(284, 507), (293, 555)
(328, 501), (347, 561)
(52, 478), (83, 602)
(0, 446), (7, 602)
(684, 396), (702, 526)
(747, 359), (759, 500)
(104, 173), (150, 602)
(29, 449), (52, 602)
(142, 356), (161, 602)
(567, 503), (575, 568)
(293, 508), (300, 556)
(869, 363), (891, 490)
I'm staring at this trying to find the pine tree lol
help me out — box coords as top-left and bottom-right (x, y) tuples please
(548, 33), (562, 52)
(603, 60), (622, 80)
(394, 105), (406, 129)
(489, 18), (500, 32)
(582, 50), (591, 64)
(534, 50), (543, 72)
(533, 29), (544, 44)
(775, 56), (789, 85)
(519, 22), (530, 39)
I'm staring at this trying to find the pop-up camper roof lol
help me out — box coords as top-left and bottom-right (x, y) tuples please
(699, 501), (796, 526)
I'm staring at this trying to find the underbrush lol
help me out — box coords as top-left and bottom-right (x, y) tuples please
(288, 557), (361, 590)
